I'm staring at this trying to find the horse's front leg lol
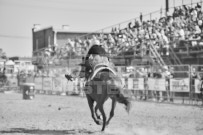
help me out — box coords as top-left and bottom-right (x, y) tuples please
(106, 98), (116, 126)
(98, 104), (106, 131)
(86, 95), (101, 125)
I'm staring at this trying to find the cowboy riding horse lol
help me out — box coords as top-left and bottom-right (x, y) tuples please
(65, 44), (131, 131)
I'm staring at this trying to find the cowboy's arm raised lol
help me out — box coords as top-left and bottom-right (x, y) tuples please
(65, 71), (84, 81)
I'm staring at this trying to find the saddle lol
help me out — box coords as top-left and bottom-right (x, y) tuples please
(88, 63), (117, 81)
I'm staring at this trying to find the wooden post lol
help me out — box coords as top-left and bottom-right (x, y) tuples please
(166, 0), (169, 15)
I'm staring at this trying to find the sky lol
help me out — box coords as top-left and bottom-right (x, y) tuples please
(0, 0), (200, 57)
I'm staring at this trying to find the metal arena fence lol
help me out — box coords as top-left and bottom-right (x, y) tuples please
(31, 65), (203, 105)
(1, 65), (202, 106)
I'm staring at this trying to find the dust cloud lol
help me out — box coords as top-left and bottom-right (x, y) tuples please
(105, 125), (169, 135)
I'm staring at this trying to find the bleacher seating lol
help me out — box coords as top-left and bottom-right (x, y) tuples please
(38, 1), (203, 75)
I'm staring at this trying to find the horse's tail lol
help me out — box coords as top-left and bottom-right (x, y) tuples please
(107, 73), (131, 113)
(115, 92), (131, 113)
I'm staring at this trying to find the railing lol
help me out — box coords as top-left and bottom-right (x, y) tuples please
(149, 42), (166, 67)
(1, 64), (202, 106)
(29, 65), (202, 106)
(169, 46), (182, 65)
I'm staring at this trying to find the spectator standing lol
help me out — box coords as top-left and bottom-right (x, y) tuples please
(199, 76), (203, 103)
(161, 66), (172, 102)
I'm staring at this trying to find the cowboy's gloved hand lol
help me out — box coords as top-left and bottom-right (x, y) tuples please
(65, 74), (73, 81)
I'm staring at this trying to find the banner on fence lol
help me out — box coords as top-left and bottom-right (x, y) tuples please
(194, 79), (202, 93)
(34, 77), (42, 90)
(170, 78), (190, 92)
(52, 77), (63, 91)
(127, 78), (144, 90)
(26, 77), (34, 83)
(43, 77), (52, 91)
(147, 78), (166, 91)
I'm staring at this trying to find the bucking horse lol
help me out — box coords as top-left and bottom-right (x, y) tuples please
(65, 44), (131, 131)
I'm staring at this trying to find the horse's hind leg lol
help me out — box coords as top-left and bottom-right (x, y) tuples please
(86, 95), (101, 125)
(106, 98), (116, 126)
(98, 105), (106, 131)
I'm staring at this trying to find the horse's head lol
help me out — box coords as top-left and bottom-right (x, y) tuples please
(78, 57), (92, 79)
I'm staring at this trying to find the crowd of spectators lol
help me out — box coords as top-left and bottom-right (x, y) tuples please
(42, 2), (203, 62)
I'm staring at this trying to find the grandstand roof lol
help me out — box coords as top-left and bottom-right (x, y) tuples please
(33, 26), (108, 35)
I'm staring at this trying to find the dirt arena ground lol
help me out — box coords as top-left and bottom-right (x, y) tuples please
(0, 93), (203, 135)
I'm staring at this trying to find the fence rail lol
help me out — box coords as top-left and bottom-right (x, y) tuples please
(1, 65), (203, 106)
(31, 65), (203, 105)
